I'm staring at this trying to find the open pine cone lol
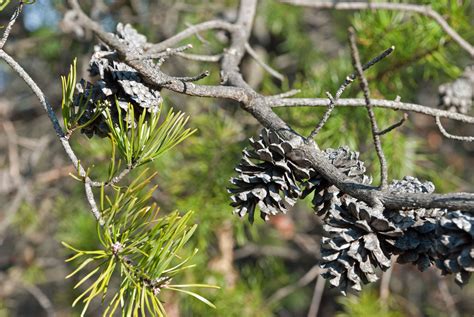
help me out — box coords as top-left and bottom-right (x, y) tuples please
(435, 211), (474, 286)
(74, 23), (162, 137)
(389, 176), (435, 194)
(389, 208), (445, 271)
(228, 129), (313, 223)
(302, 146), (372, 219)
(320, 197), (402, 294)
(386, 177), (444, 271)
(438, 65), (474, 114)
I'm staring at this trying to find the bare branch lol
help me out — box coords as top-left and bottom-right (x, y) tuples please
(0, 2), (23, 49)
(270, 98), (474, 124)
(268, 265), (321, 304)
(70, 0), (474, 212)
(349, 27), (388, 189)
(175, 52), (222, 62)
(271, 89), (301, 99)
(377, 112), (408, 136)
(23, 283), (56, 317)
(89, 167), (132, 187)
(146, 20), (237, 54)
(245, 43), (285, 82)
(307, 274), (325, 317)
(220, 0), (258, 89)
(140, 44), (193, 63)
(279, 0), (474, 58)
(379, 257), (395, 303)
(184, 21), (211, 46)
(174, 70), (210, 82)
(307, 45), (394, 139)
(436, 116), (474, 142)
(0, 49), (103, 224)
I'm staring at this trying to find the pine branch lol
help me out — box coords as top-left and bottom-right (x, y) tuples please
(68, 0), (474, 212)
(348, 27), (388, 190)
(279, 0), (474, 58)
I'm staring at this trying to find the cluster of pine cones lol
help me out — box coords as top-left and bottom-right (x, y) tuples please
(72, 23), (161, 137)
(229, 129), (473, 294)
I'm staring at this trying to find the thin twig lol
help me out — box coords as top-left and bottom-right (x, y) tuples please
(307, 274), (325, 317)
(349, 27), (389, 190)
(435, 116), (474, 142)
(268, 265), (321, 304)
(35, 165), (76, 184)
(269, 98), (474, 124)
(279, 0), (474, 58)
(0, 49), (103, 224)
(184, 22), (211, 45)
(23, 283), (56, 317)
(155, 46), (192, 67)
(245, 43), (285, 82)
(175, 70), (210, 82)
(71, 0), (474, 212)
(379, 258), (395, 303)
(307, 45), (394, 139)
(89, 166), (132, 187)
(0, 185), (28, 243)
(2, 121), (21, 185)
(175, 52), (222, 62)
(0, 2), (24, 49)
(141, 44), (193, 65)
(271, 89), (301, 99)
(377, 113), (408, 135)
(307, 91), (339, 139)
(437, 276), (459, 317)
(146, 20), (237, 54)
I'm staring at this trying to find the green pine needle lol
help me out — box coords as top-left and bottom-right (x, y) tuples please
(105, 101), (196, 168)
(63, 172), (215, 316)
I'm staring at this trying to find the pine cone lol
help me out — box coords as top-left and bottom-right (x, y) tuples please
(74, 23), (162, 137)
(320, 197), (402, 294)
(228, 129), (312, 223)
(438, 66), (474, 114)
(389, 208), (445, 271)
(75, 79), (112, 138)
(116, 23), (148, 49)
(435, 211), (473, 286)
(302, 146), (371, 219)
(386, 177), (442, 271)
(389, 176), (435, 194)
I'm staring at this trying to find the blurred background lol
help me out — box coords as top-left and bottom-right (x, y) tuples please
(0, 0), (473, 316)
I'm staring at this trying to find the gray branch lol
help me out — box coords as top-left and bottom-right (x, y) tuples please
(349, 27), (388, 189)
(0, 49), (103, 224)
(279, 0), (474, 58)
(269, 98), (474, 124)
(68, 0), (474, 212)
(145, 20), (237, 54)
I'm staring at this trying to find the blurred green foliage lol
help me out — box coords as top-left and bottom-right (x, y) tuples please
(336, 289), (403, 317)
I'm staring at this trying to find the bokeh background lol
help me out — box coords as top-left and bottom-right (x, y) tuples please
(0, 0), (473, 316)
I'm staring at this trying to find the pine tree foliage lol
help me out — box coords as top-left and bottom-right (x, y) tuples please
(104, 102), (195, 168)
(0, 0), (473, 316)
(58, 60), (214, 316)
